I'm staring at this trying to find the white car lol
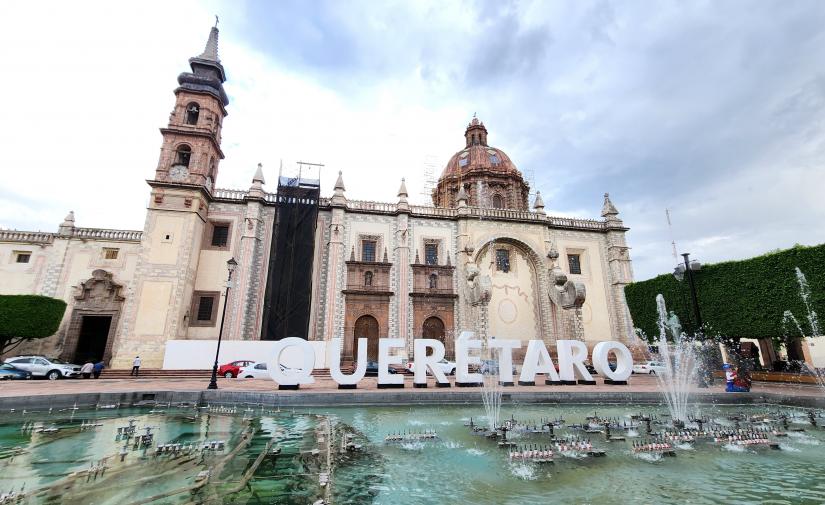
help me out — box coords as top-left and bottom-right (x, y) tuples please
(632, 361), (667, 375)
(238, 362), (305, 379)
(404, 359), (456, 375)
(4, 356), (82, 380)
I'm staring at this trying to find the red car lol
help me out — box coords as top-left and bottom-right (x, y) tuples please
(218, 360), (255, 378)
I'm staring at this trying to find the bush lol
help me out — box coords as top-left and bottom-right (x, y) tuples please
(625, 243), (825, 347)
(0, 295), (67, 355)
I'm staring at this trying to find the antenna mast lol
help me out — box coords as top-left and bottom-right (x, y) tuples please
(665, 208), (678, 260)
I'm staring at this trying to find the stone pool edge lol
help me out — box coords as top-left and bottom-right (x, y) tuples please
(0, 390), (822, 410)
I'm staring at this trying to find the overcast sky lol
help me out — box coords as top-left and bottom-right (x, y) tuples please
(1, 0), (824, 280)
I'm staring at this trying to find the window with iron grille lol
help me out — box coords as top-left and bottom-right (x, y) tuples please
(103, 248), (119, 260)
(15, 252), (31, 263)
(496, 249), (510, 272)
(362, 240), (376, 262)
(196, 297), (214, 321)
(568, 254), (582, 275)
(190, 291), (219, 327)
(424, 243), (438, 265)
(211, 224), (229, 248)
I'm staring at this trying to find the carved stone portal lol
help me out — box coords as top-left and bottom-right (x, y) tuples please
(61, 270), (125, 365)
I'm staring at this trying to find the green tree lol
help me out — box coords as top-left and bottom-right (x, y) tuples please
(0, 295), (67, 357)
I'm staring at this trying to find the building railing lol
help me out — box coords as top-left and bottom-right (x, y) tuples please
(211, 187), (614, 232)
(0, 229), (55, 244)
(345, 200), (397, 213)
(409, 205), (457, 218)
(410, 287), (456, 296)
(343, 283), (393, 293)
(72, 228), (143, 242)
(213, 188), (248, 201)
(548, 216), (606, 231)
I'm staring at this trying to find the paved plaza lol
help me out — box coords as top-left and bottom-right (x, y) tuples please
(0, 375), (820, 398)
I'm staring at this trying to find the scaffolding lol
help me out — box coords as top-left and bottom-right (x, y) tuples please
(260, 163), (322, 341)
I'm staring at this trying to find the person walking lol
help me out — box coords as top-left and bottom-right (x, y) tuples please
(80, 360), (94, 379)
(93, 360), (105, 379)
(131, 356), (141, 377)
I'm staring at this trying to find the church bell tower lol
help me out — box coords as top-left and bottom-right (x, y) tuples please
(154, 24), (229, 190)
(111, 24), (230, 368)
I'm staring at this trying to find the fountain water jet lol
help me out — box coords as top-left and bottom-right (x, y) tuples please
(654, 294), (700, 426)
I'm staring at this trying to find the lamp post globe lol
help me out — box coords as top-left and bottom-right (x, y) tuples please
(207, 257), (238, 390)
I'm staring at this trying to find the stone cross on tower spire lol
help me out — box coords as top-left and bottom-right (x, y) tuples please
(197, 25), (221, 63)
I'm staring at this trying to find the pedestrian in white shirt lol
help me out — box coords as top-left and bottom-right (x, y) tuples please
(131, 356), (141, 377)
(80, 360), (94, 379)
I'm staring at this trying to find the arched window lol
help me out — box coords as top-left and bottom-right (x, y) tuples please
(428, 273), (438, 289)
(174, 145), (192, 167)
(364, 271), (373, 286)
(492, 194), (503, 209)
(185, 103), (200, 125)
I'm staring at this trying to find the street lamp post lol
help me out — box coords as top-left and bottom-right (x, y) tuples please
(673, 252), (703, 336)
(674, 252), (709, 386)
(207, 257), (238, 390)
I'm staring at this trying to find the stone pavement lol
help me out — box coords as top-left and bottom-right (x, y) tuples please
(0, 374), (821, 398)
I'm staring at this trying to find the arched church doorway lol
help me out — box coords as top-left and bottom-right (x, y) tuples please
(422, 316), (445, 356)
(354, 315), (380, 360)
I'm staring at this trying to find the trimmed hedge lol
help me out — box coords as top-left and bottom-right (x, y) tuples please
(0, 295), (67, 353)
(625, 244), (825, 345)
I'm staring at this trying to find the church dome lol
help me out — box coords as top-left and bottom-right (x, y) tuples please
(433, 116), (530, 210)
(440, 116), (522, 180)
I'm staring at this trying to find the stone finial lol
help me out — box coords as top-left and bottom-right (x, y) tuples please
(252, 163), (265, 185)
(414, 249), (420, 264)
(446, 250), (451, 266)
(248, 163), (266, 198)
(350, 245), (356, 261)
(533, 191), (545, 214)
(601, 192), (620, 220)
(332, 171), (347, 207)
(197, 26), (221, 62)
(383, 248), (389, 263)
(397, 177), (410, 212)
(58, 211), (75, 236)
(456, 185), (469, 207)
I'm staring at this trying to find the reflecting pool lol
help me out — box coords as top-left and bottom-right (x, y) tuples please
(0, 403), (823, 504)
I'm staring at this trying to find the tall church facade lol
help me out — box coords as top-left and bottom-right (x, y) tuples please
(0, 27), (636, 368)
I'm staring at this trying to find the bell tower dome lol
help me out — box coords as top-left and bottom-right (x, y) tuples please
(154, 24), (229, 191)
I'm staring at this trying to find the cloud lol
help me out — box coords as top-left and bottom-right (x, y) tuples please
(1, 0), (824, 281)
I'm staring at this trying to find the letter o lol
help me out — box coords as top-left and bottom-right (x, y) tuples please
(592, 341), (633, 381)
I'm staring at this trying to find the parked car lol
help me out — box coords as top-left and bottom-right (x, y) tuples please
(632, 361), (667, 375)
(479, 359), (517, 376)
(552, 362), (598, 374)
(239, 362), (306, 379)
(0, 362), (32, 380)
(218, 360), (255, 378)
(404, 359), (456, 375)
(4, 356), (81, 380)
(239, 362), (269, 379)
(365, 360), (398, 376)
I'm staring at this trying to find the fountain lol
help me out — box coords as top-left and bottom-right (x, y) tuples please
(783, 267), (822, 375)
(653, 294), (700, 426)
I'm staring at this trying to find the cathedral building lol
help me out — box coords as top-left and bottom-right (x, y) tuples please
(0, 27), (635, 368)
